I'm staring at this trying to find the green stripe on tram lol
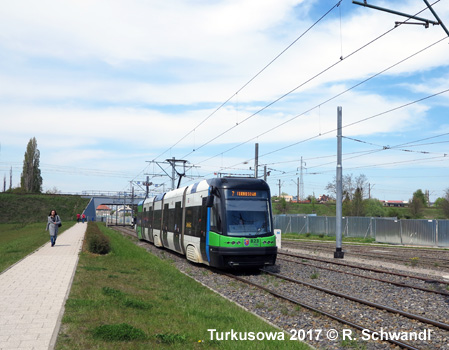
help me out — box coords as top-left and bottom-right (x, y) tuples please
(208, 231), (276, 248)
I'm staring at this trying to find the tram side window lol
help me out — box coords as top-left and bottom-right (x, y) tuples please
(210, 201), (222, 233)
(200, 199), (207, 235)
(174, 202), (182, 234)
(154, 209), (161, 230)
(163, 204), (169, 231)
(168, 206), (175, 232)
(185, 205), (202, 237)
(148, 207), (153, 229)
(185, 207), (193, 236)
(192, 206), (200, 237)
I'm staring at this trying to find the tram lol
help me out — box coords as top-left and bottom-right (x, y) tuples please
(136, 177), (277, 269)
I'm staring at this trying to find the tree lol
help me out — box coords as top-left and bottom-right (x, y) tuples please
(46, 186), (60, 194)
(409, 193), (424, 218)
(364, 199), (386, 217)
(275, 197), (290, 214)
(351, 187), (365, 216)
(342, 193), (351, 216)
(412, 189), (427, 207)
(436, 188), (449, 219)
(20, 137), (42, 193)
(325, 173), (368, 200)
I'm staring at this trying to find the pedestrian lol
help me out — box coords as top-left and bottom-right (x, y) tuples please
(46, 210), (61, 247)
(76, 213), (80, 223)
(82, 213), (86, 223)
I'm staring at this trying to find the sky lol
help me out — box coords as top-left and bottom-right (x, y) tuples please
(0, 0), (448, 202)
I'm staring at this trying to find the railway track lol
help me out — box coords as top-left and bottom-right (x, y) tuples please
(222, 271), (422, 350)
(277, 255), (449, 296)
(283, 240), (449, 270)
(279, 250), (449, 286)
(222, 270), (449, 350)
(112, 226), (449, 349)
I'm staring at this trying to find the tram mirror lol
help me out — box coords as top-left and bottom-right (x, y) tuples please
(206, 195), (214, 207)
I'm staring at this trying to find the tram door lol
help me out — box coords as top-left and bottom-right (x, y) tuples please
(173, 201), (182, 253)
(162, 203), (169, 246)
(148, 205), (154, 243)
(199, 197), (209, 262)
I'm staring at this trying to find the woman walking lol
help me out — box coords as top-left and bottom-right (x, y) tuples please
(46, 210), (61, 247)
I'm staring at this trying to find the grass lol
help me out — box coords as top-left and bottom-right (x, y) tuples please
(272, 201), (446, 220)
(310, 272), (319, 280)
(0, 222), (75, 272)
(282, 233), (376, 244)
(410, 257), (419, 267)
(340, 337), (367, 350)
(0, 193), (89, 224)
(56, 223), (310, 350)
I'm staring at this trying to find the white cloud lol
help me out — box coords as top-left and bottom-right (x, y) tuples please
(1, 0), (448, 197)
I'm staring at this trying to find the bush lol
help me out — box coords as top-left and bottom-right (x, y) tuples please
(85, 222), (111, 255)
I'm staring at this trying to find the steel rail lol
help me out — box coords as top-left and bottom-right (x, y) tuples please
(261, 269), (449, 331)
(223, 272), (420, 350)
(287, 241), (449, 266)
(286, 240), (449, 254)
(279, 250), (449, 286)
(278, 256), (449, 296)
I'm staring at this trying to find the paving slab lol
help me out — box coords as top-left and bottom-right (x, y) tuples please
(0, 223), (86, 350)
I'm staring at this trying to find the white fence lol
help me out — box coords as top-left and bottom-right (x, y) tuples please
(274, 215), (449, 247)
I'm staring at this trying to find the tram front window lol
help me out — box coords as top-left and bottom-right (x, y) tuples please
(226, 200), (271, 236)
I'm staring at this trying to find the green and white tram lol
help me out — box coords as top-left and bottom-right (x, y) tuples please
(136, 177), (277, 268)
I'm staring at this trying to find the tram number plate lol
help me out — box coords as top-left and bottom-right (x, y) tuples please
(250, 238), (260, 247)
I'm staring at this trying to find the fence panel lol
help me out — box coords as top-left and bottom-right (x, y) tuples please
(308, 216), (328, 235)
(273, 215), (449, 247)
(346, 217), (373, 238)
(437, 220), (449, 247)
(273, 215), (290, 233)
(400, 220), (436, 246)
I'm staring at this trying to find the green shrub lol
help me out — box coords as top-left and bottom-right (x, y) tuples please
(85, 222), (111, 255)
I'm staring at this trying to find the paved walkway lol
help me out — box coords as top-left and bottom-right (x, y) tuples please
(0, 223), (86, 350)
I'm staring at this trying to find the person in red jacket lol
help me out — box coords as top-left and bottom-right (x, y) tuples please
(76, 213), (80, 223)
(82, 213), (86, 223)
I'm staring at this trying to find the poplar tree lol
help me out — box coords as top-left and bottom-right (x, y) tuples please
(20, 137), (43, 193)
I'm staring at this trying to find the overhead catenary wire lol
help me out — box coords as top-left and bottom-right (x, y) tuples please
(342, 135), (449, 156)
(150, 0), (344, 163)
(250, 135), (449, 168)
(180, 2), (446, 166)
(181, 17), (407, 161)
(129, 1), (448, 192)
(204, 87), (449, 178)
(191, 33), (448, 168)
(128, 1), (344, 189)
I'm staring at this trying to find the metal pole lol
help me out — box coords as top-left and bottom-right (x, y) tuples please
(264, 166), (267, 182)
(335, 106), (344, 258)
(422, 0), (449, 37)
(171, 157), (175, 191)
(255, 143), (259, 179)
(297, 177), (299, 203)
(115, 194), (118, 225)
(123, 191), (126, 225)
(131, 185), (134, 226)
(352, 1), (439, 25)
(146, 176), (149, 197)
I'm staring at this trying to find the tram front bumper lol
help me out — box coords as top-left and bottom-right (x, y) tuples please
(208, 246), (277, 268)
